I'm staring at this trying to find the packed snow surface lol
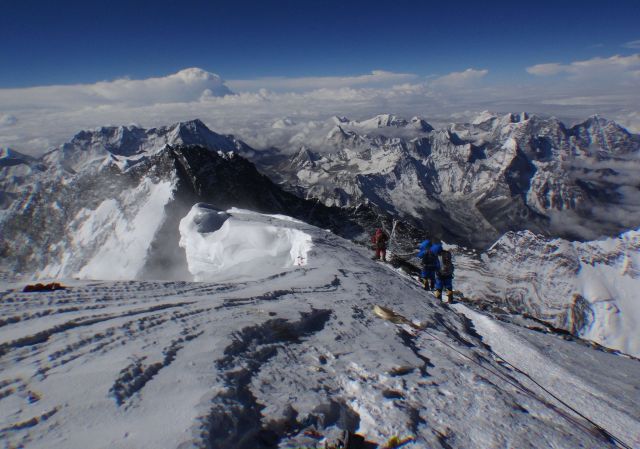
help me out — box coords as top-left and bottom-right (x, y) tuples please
(1, 209), (639, 449)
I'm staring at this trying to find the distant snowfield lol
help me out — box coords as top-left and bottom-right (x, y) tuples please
(1, 209), (639, 448)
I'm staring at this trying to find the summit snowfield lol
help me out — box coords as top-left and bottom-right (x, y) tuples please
(1, 207), (639, 449)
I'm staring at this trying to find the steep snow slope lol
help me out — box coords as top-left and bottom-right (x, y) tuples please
(38, 176), (177, 280)
(452, 229), (640, 357)
(453, 303), (640, 448)
(1, 208), (638, 449)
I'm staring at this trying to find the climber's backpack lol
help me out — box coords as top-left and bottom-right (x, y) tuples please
(421, 250), (438, 270)
(439, 250), (454, 277)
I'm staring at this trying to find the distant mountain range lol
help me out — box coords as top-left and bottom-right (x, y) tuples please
(251, 112), (640, 247)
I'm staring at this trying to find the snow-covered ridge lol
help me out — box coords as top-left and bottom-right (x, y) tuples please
(38, 118), (243, 173)
(0, 147), (37, 166)
(1, 206), (638, 448)
(352, 114), (434, 132)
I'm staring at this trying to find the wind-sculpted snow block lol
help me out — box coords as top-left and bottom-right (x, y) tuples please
(179, 205), (313, 282)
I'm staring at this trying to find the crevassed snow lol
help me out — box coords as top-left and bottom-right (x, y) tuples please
(179, 205), (312, 282)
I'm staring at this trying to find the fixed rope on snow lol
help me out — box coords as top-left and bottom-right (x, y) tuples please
(372, 304), (633, 449)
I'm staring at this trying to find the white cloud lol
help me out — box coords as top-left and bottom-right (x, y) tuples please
(526, 62), (565, 76)
(623, 40), (640, 49)
(0, 67), (231, 111)
(526, 54), (640, 82)
(430, 68), (489, 87)
(226, 70), (418, 92)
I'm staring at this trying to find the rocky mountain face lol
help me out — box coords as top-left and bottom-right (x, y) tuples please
(254, 112), (640, 248)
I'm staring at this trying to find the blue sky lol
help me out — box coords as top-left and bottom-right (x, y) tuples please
(1, 0), (640, 154)
(2, 0), (639, 87)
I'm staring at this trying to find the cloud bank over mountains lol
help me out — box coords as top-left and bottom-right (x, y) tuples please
(526, 54), (640, 82)
(226, 69), (418, 92)
(1, 53), (639, 155)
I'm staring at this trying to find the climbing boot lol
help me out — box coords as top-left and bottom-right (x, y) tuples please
(446, 289), (453, 303)
(434, 289), (442, 299)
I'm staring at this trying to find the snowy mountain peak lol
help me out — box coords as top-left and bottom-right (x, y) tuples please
(472, 110), (499, 125)
(570, 115), (639, 154)
(0, 147), (36, 167)
(168, 118), (236, 150)
(357, 114), (409, 129)
(174, 118), (209, 131)
(337, 114), (433, 136)
(472, 111), (532, 128)
(40, 119), (244, 172)
(575, 115), (629, 135)
(291, 146), (319, 167)
(330, 115), (350, 125)
(409, 116), (435, 132)
(326, 124), (358, 143)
